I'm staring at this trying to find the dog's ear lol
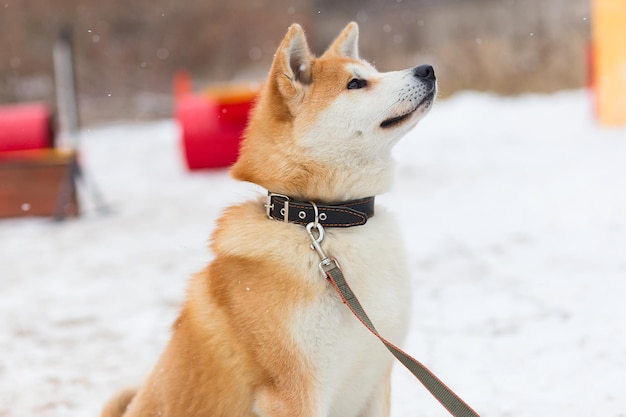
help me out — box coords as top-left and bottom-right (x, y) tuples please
(231, 25), (314, 193)
(272, 24), (313, 88)
(323, 22), (359, 59)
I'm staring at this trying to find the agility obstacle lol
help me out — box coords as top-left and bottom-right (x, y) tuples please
(0, 28), (81, 220)
(0, 102), (78, 219)
(175, 72), (259, 170)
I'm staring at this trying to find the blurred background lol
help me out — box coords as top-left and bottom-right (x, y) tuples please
(1, 0), (590, 124)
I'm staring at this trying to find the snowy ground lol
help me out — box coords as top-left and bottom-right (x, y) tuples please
(1, 90), (625, 417)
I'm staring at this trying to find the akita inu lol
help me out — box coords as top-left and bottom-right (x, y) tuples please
(102, 22), (436, 417)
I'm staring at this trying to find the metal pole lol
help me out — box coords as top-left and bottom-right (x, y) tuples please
(52, 26), (109, 214)
(53, 26), (80, 149)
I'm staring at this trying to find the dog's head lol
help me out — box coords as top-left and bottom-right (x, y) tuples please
(231, 22), (436, 202)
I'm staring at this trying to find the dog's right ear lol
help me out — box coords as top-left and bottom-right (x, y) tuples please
(271, 24), (313, 96)
(323, 22), (360, 60)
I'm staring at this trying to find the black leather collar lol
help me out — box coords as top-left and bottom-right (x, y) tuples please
(265, 192), (375, 227)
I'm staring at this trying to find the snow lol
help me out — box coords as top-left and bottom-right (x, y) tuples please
(1, 90), (625, 416)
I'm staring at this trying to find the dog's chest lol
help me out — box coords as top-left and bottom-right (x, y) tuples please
(290, 212), (412, 416)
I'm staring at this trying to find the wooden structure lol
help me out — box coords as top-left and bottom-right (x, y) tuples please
(0, 149), (78, 219)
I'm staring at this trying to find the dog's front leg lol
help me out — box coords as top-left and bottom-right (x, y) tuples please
(359, 369), (392, 417)
(252, 385), (318, 417)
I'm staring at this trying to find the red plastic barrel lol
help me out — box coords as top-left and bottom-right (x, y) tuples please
(0, 103), (53, 153)
(176, 84), (258, 170)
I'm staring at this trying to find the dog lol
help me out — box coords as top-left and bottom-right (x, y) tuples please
(101, 22), (436, 417)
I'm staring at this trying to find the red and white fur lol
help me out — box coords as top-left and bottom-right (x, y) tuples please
(101, 22), (436, 417)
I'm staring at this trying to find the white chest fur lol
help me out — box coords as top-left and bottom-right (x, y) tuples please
(290, 208), (412, 417)
(214, 201), (412, 417)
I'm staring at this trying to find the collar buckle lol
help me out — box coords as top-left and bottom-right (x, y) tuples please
(265, 193), (290, 221)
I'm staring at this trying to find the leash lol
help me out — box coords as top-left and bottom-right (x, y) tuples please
(305, 210), (480, 417)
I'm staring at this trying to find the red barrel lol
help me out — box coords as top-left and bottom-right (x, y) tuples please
(0, 103), (53, 153)
(176, 84), (258, 170)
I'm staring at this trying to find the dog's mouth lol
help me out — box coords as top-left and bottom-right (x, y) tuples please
(380, 91), (435, 129)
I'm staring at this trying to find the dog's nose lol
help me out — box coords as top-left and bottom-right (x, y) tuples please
(413, 65), (435, 81)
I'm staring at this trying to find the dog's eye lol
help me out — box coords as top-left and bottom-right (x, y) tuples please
(347, 79), (367, 90)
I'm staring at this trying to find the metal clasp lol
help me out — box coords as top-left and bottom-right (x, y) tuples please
(306, 221), (326, 258)
(306, 221), (340, 276)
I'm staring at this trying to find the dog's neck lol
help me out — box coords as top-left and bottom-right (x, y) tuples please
(232, 136), (395, 203)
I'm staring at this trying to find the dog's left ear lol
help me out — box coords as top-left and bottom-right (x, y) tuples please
(323, 22), (360, 59)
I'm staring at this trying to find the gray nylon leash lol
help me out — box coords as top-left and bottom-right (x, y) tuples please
(325, 265), (480, 417)
(305, 219), (480, 417)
